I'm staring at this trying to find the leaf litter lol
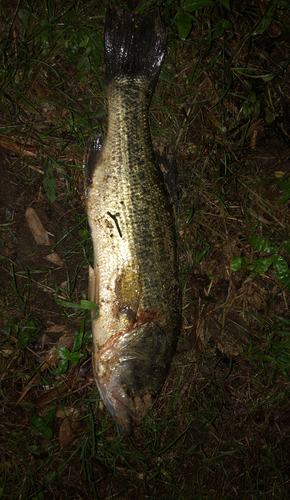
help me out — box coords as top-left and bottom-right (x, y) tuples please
(1, 0), (290, 499)
(25, 207), (51, 246)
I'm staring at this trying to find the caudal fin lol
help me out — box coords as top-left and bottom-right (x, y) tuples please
(104, 7), (167, 92)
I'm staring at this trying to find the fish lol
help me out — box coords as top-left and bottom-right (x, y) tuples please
(85, 6), (181, 436)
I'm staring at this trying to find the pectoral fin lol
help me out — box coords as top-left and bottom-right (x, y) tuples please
(88, 264), (99, 307)
(154, 147), (179, 223)
(83, 134), (104, 190)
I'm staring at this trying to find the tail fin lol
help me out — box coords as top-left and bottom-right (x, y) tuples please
(104, 7), (167, 91)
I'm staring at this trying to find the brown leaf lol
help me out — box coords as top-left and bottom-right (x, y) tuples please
(44, 252), (64, 266)
(44, 332), (75, 368)
(0, 135), (37, 158)
(46, 324), (67, 334)
(190, 273), (210, 298)
(56, 407), (80, 419)
(255, 0), (281, 36)
(59, 416), (80, 450)
(34, 84), (55, 122)
(191, 305), (203, 352)
(34, 378), (74, 405)
(13, 372), (40, 409)
(34, 83), (50, 100)
(25, 207), (50, 246)
(91, 458), (110, 476)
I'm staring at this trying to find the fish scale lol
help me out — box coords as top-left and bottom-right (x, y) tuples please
(85, 7), (181, 436)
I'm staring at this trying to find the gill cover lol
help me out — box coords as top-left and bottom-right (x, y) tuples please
(95, 320), (175, 436)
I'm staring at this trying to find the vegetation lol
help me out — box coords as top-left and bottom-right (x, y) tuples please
(1, 0), (290, 498)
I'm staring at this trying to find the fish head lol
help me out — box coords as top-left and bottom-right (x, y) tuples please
(93, 319), (176, 436)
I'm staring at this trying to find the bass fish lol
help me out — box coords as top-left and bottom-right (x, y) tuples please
(85, 7), (181, 436)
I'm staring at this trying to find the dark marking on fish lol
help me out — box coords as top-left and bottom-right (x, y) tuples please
(107, 211), (122, 238)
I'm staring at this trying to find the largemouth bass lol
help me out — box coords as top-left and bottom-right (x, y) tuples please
(85, 7), (181, 436)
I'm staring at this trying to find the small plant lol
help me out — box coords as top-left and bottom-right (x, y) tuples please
(175, 0), (231, 40)
(53, 329), (86, 375)
(253, 314), (290, 381)
(275, 178), (290, 205)
(52, 309), (95, 375)
(14, 320), (42, 349)
(30, 406), (57, 441)
(31, 493), (45, 500)
(231, 237), (290, 288)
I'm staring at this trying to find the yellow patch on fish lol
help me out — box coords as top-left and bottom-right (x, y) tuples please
(114, 261), (143, 322)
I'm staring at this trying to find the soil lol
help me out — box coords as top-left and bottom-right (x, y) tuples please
(0, 150), (89, 332)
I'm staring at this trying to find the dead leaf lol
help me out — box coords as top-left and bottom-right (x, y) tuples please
(255, 0), (281, 36)
(46, 324), (67, 334)
(44, 252), (64, 266)
(25, 207), (50, 245)
(13, 372), (41, 408)
(250, 129), (258, 149)
(59, 418), (79, 449)
(34, 378), (74, 405)
(34, 83), (50, 100)
(91, 458), (110, 476)
(0, 135), (38, 158)
(0, 461), (14, 470)
(34, 83), (55, 122)
(1, 348), (14, 357)
(44, 332), (75, 368)
(56, 407), (80, 419)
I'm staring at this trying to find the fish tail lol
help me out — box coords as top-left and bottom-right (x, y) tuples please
(104, 7), (167, 92)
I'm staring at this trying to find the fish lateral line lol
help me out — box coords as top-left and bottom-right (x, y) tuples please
(107, 211), (122, 238)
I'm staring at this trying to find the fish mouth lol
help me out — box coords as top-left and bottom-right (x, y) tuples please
(96, 378), (134, 437)
(94, 320), (176, 436)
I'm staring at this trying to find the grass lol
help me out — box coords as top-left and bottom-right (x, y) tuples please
(1, 0), (290, 498)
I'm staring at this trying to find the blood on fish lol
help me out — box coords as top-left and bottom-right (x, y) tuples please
(132, 308), (158, 328)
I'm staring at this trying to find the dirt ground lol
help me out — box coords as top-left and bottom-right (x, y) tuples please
(0, 149), (89, 328)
